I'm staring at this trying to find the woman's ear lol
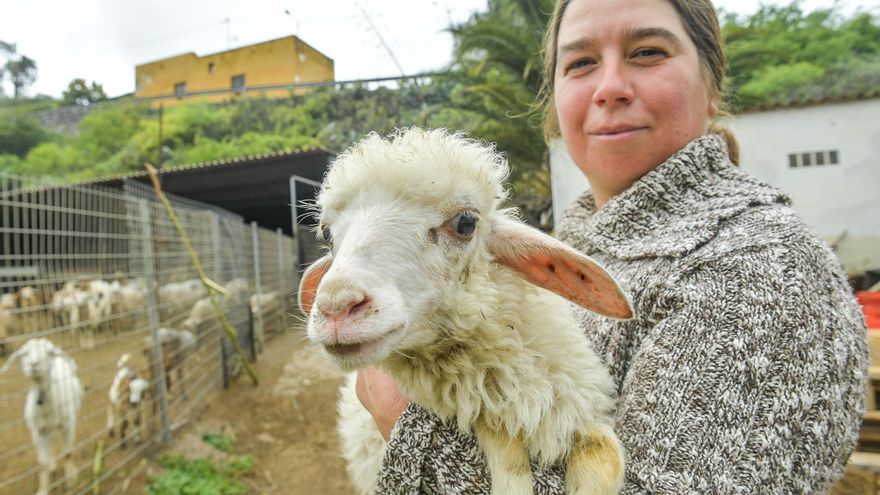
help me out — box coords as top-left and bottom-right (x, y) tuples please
(708, 97), (719, 117)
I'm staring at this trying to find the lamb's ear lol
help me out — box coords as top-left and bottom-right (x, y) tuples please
(487, 216), (633, 319)
(298, 255), (333, 316)
(0, 346), (25, 373)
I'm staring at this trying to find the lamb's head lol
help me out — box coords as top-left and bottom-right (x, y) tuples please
(0, 338), (68, 381)
(129, 377), (150, 405)
(298, 128), (633, 370)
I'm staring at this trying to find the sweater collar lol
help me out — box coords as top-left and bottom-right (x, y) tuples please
(557, 134), (790, 259)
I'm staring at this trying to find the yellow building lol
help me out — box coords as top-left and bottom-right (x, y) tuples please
(134, 35), (334, 106)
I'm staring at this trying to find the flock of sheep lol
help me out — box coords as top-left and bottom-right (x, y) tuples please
(0, 276), (281, 495)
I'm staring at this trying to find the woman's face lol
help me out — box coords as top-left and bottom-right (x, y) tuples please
(554, 0), (717, 206)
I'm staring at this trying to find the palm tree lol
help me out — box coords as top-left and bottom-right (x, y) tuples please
(438, 0), (555, 227)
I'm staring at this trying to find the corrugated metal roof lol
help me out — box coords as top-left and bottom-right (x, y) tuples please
(736, 85), (880, 113)
(79, 146), (335, 235)
(76, 146), (330, 186)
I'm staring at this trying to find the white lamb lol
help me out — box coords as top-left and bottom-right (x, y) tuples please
(298, 129), (633, 495)
(107, 353), (150, 448)
(1, 338), (84, 495)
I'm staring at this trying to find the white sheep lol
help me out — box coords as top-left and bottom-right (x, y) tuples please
(181, 278), (251, 347)
(17, 286), (43, 335)
(51, 282), (90, 349)
(107, 353), (150, 448)
(116, 278), (147, 323)
(1, 338), (84, 495)
(298, 129), (633, 495)
(0, 293), (14, 356)
(142, 327), (196, 399)
(249, 291), (279, 317)
(159, 279), (207, 319)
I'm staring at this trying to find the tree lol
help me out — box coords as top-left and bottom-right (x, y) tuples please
(0, 40), (16, 97)
(442, 0), (556, 228)
(722, 4), (880, 108)
(1, 42), (38, 99)
(62, 78), (108, 106)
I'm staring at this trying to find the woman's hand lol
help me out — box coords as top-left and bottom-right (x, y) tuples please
(356, 367), (410, 441)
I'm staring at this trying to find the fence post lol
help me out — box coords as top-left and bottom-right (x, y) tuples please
(276, 227), (286, 333)
(138, 199), (172, 443)
(289, 176), (302, 287)
(211, 212), (222, 281)
(251, 222), (264, 352)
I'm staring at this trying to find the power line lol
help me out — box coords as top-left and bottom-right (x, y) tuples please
(353, 0), (406, 78)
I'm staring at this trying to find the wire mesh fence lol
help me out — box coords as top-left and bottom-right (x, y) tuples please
(0, 171), (297, 495)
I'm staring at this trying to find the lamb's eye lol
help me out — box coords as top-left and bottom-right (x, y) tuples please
(319, 223), (333, 245)
(451, 212), (478, 237)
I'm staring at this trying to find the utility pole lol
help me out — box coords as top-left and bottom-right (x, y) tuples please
(157, 104), (164, 185)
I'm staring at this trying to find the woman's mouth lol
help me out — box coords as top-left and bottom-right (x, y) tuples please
(590, 126), (647, 139)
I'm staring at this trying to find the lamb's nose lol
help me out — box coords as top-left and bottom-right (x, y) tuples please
(317, 291), (370, 322)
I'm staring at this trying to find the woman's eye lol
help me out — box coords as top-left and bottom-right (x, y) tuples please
(450, 212), (478, 238)
(633, 48), (666, 59)
(565, 58), (595, 72)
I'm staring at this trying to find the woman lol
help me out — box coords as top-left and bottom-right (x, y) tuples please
(360, 0), (868, 493)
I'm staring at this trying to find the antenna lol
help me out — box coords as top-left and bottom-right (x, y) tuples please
(224, 18), (233, 48)
(354, 0), (406, 77)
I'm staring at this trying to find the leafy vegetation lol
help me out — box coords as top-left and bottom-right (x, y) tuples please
(146, 454), (254, 495)
(721, 4), (880, 109)
(62, 78), (108, 106)
(146, 431), (253, 495)
(201, 431), (234, 453)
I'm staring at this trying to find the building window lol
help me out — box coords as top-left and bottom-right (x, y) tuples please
(231, 74), (245, 91)
(208, 62), (215, 73)
(801, 152), (811, 167)
(788, 149), (841, 168)
(174, 82), (187, 98)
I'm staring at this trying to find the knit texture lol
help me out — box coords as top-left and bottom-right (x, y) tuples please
(375, 134), (868, 494)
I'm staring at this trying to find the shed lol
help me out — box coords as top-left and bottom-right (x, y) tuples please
(82, 148), (334, 236)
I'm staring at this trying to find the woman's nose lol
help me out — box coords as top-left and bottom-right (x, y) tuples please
(592, 61), (633, 107)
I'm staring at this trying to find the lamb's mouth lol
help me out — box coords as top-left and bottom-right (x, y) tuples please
(323, 324), (405, 358)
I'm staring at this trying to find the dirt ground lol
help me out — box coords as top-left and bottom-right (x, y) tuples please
(124, 327), (354, 495)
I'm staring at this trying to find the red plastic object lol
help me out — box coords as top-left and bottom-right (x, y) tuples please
(857, 291), (880, 330)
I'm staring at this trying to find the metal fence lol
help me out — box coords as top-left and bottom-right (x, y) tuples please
(0, 172), (297, 495)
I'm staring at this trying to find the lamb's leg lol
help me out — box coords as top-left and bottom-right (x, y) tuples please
(566, 423), (625, 495)
(107, 404), (115, 436)
(473, 423), (533, 495)
(37, 468), (50, 495)
(134, 405), (144, 443)
(120, 414), (129, 448)
(32, 432), (52, 495)
(62, 423), (78, 489)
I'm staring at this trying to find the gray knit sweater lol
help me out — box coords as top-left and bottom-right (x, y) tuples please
(375, 134), (868, 494)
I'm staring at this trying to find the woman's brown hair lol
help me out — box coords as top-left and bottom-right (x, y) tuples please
(538, 0), (739, 164)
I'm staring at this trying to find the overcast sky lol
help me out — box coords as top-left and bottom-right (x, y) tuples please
(1, 0), (877, 99)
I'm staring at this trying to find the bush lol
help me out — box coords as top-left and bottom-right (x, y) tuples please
(0, 112), (50, 158)
(146, 455), (253, 495)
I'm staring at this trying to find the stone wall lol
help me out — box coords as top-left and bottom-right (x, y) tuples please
(32, 104), (93, 135)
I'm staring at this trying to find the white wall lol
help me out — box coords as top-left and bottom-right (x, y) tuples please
(549, 97), (880, 273)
